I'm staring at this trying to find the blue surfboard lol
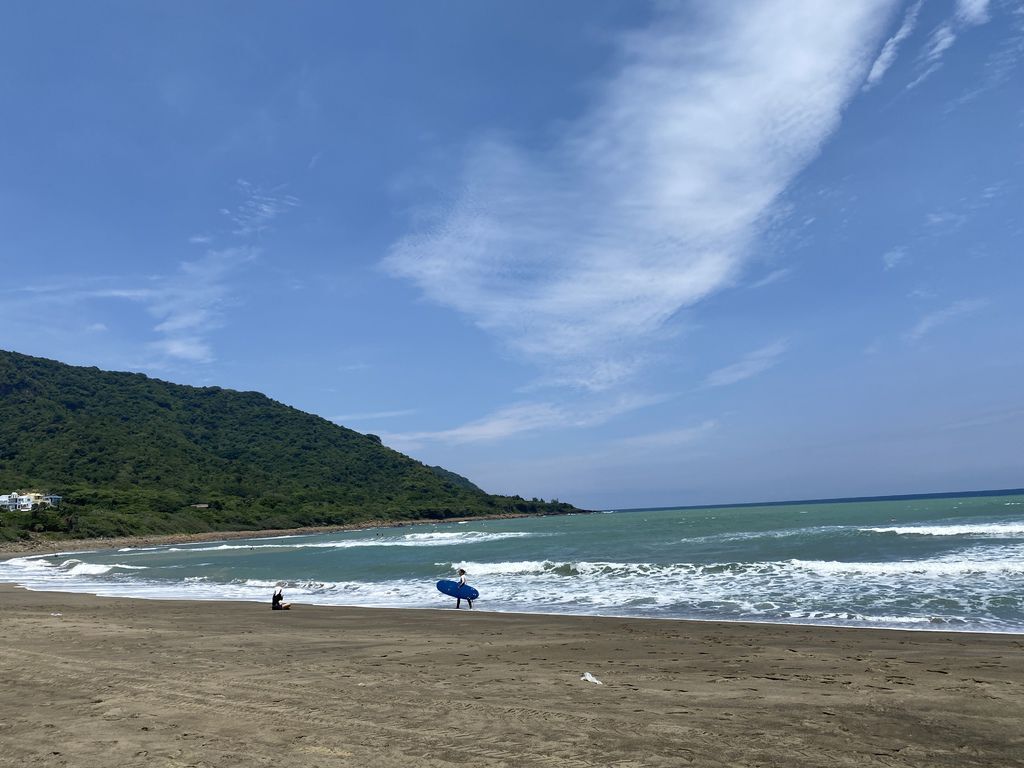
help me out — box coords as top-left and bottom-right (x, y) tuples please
(436, 579), (479, 600)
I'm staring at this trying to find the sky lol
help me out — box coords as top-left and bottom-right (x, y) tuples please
(2, 1), (1022, 510)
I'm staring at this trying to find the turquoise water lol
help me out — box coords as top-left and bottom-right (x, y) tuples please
(3, 492), (1023, 633)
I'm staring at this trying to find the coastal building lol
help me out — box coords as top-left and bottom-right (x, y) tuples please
(0, 492), (61, 512)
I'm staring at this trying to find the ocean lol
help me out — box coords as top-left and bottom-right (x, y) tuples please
(3, 491), (1023, 633)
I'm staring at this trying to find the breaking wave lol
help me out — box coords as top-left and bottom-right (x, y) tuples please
(861, 522), (1024, 537)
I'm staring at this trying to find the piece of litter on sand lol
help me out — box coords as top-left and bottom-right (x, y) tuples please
(580, 672), (603, 685)
(49, 613), (63, 617)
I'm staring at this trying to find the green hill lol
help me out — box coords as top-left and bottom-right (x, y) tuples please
(0, 350), (581, 541)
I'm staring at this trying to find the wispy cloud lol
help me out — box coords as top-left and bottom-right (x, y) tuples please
(381, 392), (668, 448)
(908, 0), (993, 89)
(221, 179), (300, 236)
(925, 210), (969, 230)
(143, 247), (259, 362)
(703, 340), (789, 388)
(919, 182), (1009, 234)
(151, 336), (214, 363)
(904, 298), (989, 342)
(614, 420), (717, 451)
(9, 174), (301, 367)
(948, 5), (1024, 107)
(385, 403), (569, 447)
(864, 0), (924, 90)
(3, 248), (258, 365)
(385, 1), (894, 391)
(883, 246), (908, 270)
(749, 267), (792, 289)
(956, 0), (993, 26)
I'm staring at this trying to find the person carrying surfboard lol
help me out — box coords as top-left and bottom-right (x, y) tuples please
(435, 571), (479, 607)
(456, 568), (473, 609)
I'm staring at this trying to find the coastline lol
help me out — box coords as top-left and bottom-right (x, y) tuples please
(3, 584), (1022, 767)
(4, 511), (1021, 638)
(0, 512), (545, 558)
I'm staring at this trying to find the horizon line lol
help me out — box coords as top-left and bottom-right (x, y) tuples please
(612, 487), (1024, 513)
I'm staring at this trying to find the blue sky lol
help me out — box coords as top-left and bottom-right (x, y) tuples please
(2, 1), (1022, 509)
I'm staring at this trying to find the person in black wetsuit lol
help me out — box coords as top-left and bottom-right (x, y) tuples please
(271, 587), (291, 610)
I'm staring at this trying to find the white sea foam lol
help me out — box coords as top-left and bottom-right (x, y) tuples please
(863, 522), (1024, 537)
(3, 511), (1023, 633)
(786, 555), (1024, 578)
(62, 560), (149, 576)
(782, 610), (940, 625)
(2, 555), (59, 573)
(681, 524), (847, 545)
(450, 560), (563, 576)
(451, 550), (1024, 581)
(399, 531), (535, 543)
(160, 530), (540, 553)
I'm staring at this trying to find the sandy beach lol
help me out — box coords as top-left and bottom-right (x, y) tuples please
(1, 585), (1022, 767)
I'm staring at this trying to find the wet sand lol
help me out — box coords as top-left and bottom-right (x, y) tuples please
(2, 585), (1022, 768)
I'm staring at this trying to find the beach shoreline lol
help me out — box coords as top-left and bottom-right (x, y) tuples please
(3, 584), (1022, 767)
(0, 511), (553, 558)
(5, 579), (1023, 639)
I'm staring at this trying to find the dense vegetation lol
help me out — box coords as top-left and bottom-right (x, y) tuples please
(0, 350), (580, 541)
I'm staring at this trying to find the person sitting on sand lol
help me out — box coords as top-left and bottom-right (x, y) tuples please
(271, 587), (291, 610)
(456, 568), (473, 610)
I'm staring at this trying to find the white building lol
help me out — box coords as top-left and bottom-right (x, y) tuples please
(0, 492), (59, 512)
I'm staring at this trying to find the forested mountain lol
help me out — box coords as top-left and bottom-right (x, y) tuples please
(0, 350), (579, 540)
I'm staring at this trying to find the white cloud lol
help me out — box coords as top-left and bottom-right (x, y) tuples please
(909, 0), (994, 89)
(223, 179), (299, 236)
(904, 298), (989, 342)
(385, 403), (569, 447)
(614, 420), (717, 451)
(2, 176), (294, 368)
(150, 336), (214, 363)
(703, 340), (788, 388)
(906, 61), (944, 89)
(925, 24), (958, 62)
(956, 0), (992, 26)
(925, 210), (968, 230)
(381, 391), (668, 448)
(6, 248), (258, 365)
(883, 246), (907, 270)
(749, 267), (792, 289)
(140, 247), (258, 361)
(864, 0), (924, 89)
(947, 6), (1024, 107)
(385, 1), (895, 391)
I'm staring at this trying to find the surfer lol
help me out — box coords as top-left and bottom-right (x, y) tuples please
(456, 568), (473, 609)
(271, 587), (291, 610)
